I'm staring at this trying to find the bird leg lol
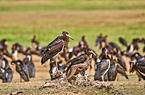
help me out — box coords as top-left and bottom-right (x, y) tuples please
(101, 75), (104, 82)
(20, 76), (22, 82)
(55, 58), (58, 72)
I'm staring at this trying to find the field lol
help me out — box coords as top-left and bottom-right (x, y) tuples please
(0, 0), (145, 95)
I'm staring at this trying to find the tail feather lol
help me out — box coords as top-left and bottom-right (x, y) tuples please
(41, 55), (49, 65)
(117, 66), (129, 79)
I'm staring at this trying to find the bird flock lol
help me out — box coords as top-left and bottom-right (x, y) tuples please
(0, 32), (145, 83)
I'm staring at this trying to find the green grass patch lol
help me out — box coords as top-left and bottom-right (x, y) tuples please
(0, 26), (144, 53)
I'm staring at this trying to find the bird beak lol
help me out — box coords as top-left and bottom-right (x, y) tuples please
(66, 34), (74, 40)
(89, 50), (96, 56)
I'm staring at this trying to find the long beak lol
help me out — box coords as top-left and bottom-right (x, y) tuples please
(90, 50), (96, 56)
(66, 34), (74, 40)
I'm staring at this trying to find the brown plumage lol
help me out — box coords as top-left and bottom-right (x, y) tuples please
(65, 48), (96, 80)
(41, 31), (73, 64)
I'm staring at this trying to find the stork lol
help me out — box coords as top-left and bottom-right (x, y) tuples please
(41, 31), (73, 71)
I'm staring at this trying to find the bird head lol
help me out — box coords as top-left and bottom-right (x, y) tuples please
(62, 31), (74, 40)
(85, 48), (96, 56)
(88, 49), (97, 56)
(102, 47), (108, 55)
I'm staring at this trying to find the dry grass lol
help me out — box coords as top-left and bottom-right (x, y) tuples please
(0, 10), (145, 28)
(0, 54), (145, 95)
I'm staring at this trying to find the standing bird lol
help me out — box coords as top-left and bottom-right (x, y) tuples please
(0, 53), (13, 83)
(23, 48), (35, 78)
(11, 60), (29, 82)
(65, 48), (96, 81)
(41, 31), (73, 67)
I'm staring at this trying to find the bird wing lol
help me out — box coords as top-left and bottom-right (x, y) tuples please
(23, 57), (29, 65)
(119, 37), (128, 47)
(68, 55), (86, 65)
(109, 42), (121, 51)
(47, 37), (62, 48)
(66, 54), (87, 72)
(117, 65), (129, 79)
(41, 40), (64, 64)
(117, 56), (127, 71)
(136, 61), (145, 73)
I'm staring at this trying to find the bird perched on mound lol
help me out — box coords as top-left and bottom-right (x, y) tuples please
(65, 48), (96, 81)
(41, 31), (73, 64)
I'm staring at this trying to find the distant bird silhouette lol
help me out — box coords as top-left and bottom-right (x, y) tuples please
(0, 53), (13, 83)
(41, 31), (73, 66)
(11, 60), (29, 82)
(32, 35), (39, 50)
(0, 39), (12, 58)
(11, 45), (30, 82)
(23, 48), (35, 78)
(119, 37), (128, 47)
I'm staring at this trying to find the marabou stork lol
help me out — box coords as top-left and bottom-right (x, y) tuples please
(41, 31), (73, 71)
(0, 53), (13, 83)
(23, 48), (35, 78)
(65, 48), (96, 81)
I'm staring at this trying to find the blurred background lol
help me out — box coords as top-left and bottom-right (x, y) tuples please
(0, 0), (145, 51)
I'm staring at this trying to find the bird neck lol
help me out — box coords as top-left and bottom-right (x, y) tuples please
(63, 36), (69, 42)
(62, 36), (69, 47)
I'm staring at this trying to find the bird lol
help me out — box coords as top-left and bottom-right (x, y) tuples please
(23, 47), (35, 78)
(65, 48), (96, 81)
(130, 60), (145, 82)
(11, 44), (30, 82)
(94, 47), (111, 81)
(0, 53), (13, 83)
(32, 35), (40, 50)
(11, 60), (29, 82)
(0, 39), (12, 58)
(0, 39), (8, 50)
(41, 31), (73, 67)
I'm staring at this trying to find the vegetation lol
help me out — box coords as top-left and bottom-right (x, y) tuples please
(0, 0), (145, 95)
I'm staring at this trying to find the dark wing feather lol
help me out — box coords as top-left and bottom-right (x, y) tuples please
(41, 40), (64, 64)
(66, 54), (87, 72)
(16, 60), (29, 81)
(117, 65), (128, 79)
(119, 37), (128, 47)
(23, 57), (29, 65)
(67, 54), (86, 65)
(136, 61), (145, 73)
(47, 37), (62, 48)
(109, 42), (121, 51)
(117, 56), (127, 71)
